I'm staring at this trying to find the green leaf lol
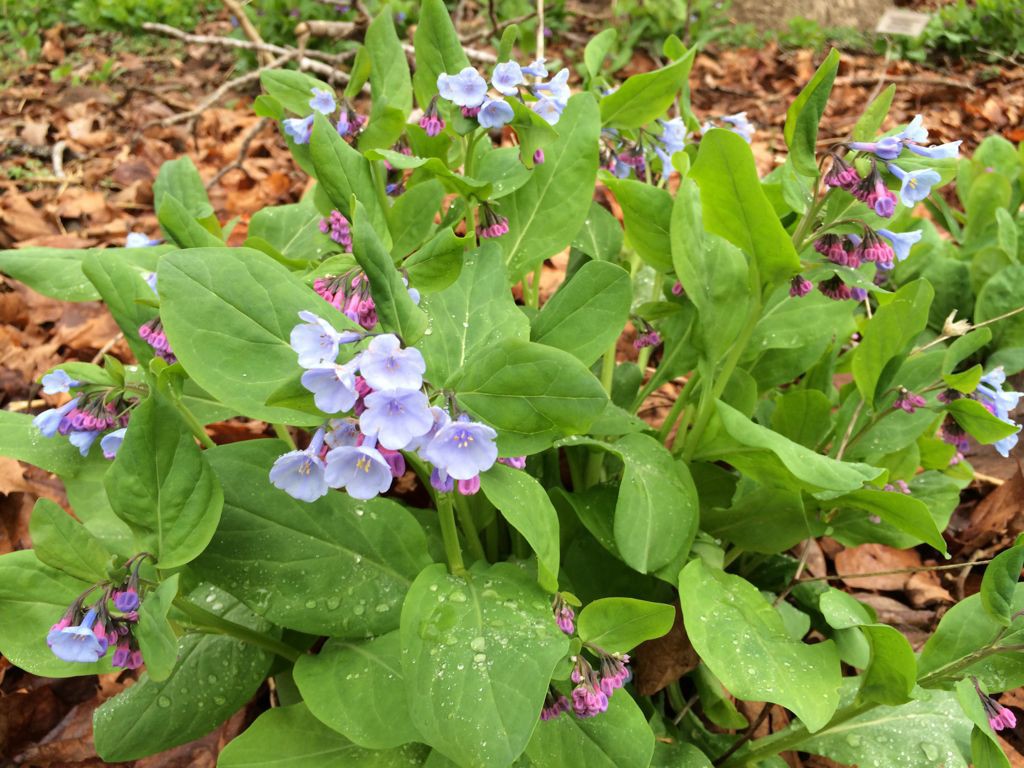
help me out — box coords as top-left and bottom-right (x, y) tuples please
(576, 597), (674, 653)
(501, 94), (601, 280)
(694, 662), (749, 729)
(104, 395), (223, 569)
(219, 703), (429, 768)
(474, 147), (533, 199)
(451, 339), (608, 456)
(158, 246), (354, 425)
(584, 28), (617, 80)
(599, 49), (695, 129)
(260, 69), (333, 115)
(830, 488), (947, 555)
(412, 0), (469, 109)
(352, 198), (429, 343)
(977, 265), (1024, 353)
(702, 486), (818, 555)
(852, 84), (896, 142)
(859, 622), (917, 705)
(530, 261), (631, 365)
(248, 198), (338, 261)
(390, 180), (445, 258)
(29, 498), (111, 583)
(562, 433), (699, 572)
(506, 98), (559, 168)
(689, 130), (800, 285)
(783, 49), (839, 177)
(366, 10), (412, 115)
(604, 176), (674, 272)
(134, 574), (179, 682)
(801, 686), (970, 768)
(0, 550), (113, 677)
(93, 585), (274, 761)
(526, 688), (654, 768)
(981, 545), (1024, 626)
(418, 241), (529, 385)
(479, 463), (561, 591)
(0, 409), (85, 475)
(702, 401), (883, 495)
(368, 149), (492, 199)
(153, 157), (217, 234)
(403, 226), (469, 293)
(771, 389), (833, 448)
(310, 113), (389, 244)
(157, 193), (224, 248)
(193, 440), (431, 636)
(918, 587), (1024, 691)
(852, 280), (934, 405)
(0, 246), (138, 301)
(400, 562), (569, 768)
(81, 248), (164, 363)
(947, 398), (1020, 444)
(294, 631), (420, 748)
(571, 201), (623, 262)
(679, 559), (842, 732)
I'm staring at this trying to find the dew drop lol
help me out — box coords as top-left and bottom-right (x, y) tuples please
(157, 696), (171, 708)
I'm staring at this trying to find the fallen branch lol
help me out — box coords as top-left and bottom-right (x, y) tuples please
(222, 0), (274, 67)
(206, 117), (271, 189)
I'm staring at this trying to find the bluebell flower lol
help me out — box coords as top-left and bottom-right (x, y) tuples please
(721, 112), (754, 143)
(657, 118), (687, 156)
(325, 418), (359, 448)
(309, 88), (336, 115)
(876, 228), (923, 261)
(407, 405), (451, 453)
(269, 429), (329, 502)
(430, 465), (454, 492)
(301, 362), (360, 414)
(898, 115), (928, 143)
(491, 61), (524, 96)
(423, 416), (499, 480)
(290, 311), (360, 368)
(477, 98), (515, 129)
(359, 388), (433, 450)
(283, 115), (315, 145)
(533, 68), (570, 105)
(531, 96), (564, 126)
(68, 429), (99, 456)
(611, 157), (632, 178)
(101, 428), (127, 459)
(907, 141), (962, 160)
(850, 136), (904, 160)
(47, 608), (106, 663)
(886, 163), (941, 207)
(357, 333), (425, 390)
(324, 441), (393, 499)
(125, 232), (160, 248)
(41, 370), (77, 395)
(141, 270), (159, 295)
(437, 68), (488, 108)
(33, 398), (80, 438)
(975, 368), (1023, 458)
(521, 58), (548, 78)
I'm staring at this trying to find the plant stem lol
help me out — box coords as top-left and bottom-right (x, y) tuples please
(173, 597), (301, 662)
(682, 305), (761, 463)
(436, 493), (467, 577)
(453, 494), (487, 562)
(525, 265), (543, 308)
(272, 423), (296, 449)
(584, 344), (618, 486)
(173, 398), (216, 450)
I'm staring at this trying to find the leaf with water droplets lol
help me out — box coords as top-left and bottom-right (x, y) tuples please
(401, 562), (569, 767)
(218, 702), (430, 767)
(295, 631), (421, 749)
(93, 585), (274, 761)
(194, 439), (432, 636)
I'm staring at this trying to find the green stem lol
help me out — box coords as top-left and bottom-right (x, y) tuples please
(453, 494), (487, 562)
(173, 597), (301, 662)
(273, 423), (296, 450)
(791, 188), (826, 250)
(525, 264), (543, 308)
(436, 493), (467, 576)
(682, 306), (761, 463)
(584, 344), (618, 487)
(370, 162), (391, 217)
(173, 397), (216, 450)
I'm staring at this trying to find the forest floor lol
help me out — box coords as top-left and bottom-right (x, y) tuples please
(1, 12), (1024, 767)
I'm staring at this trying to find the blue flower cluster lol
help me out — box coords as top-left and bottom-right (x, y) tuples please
(435, 58), (567, 131)
(849, 115), (960, 208)
(283, 87), (365, 145)
(974, 368), (1022, 458)
(269, 313), (504, 502)
(32, 370), (131, 458)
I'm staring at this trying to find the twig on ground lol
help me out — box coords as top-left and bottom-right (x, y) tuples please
(51, 140), (67, 178)
(206, 117), (271, 189)
(90, 333), (125, 364)
(459, 11), (537, 45)
(221, 0), (274, 67)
